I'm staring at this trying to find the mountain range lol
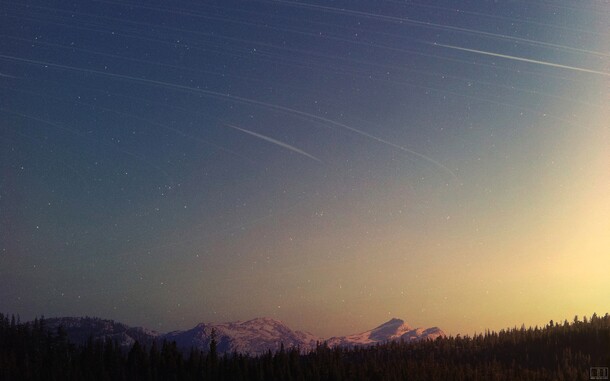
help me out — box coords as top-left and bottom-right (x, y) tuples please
(42, 316), (444, 355)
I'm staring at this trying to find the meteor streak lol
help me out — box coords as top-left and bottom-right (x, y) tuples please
(434, 43), (610, 77)
(224, 124), (322, 163)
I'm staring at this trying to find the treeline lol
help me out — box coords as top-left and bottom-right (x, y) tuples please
(1, 313), (608, 381)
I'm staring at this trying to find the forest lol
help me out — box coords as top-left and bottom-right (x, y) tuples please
(0, 312), (608, 381)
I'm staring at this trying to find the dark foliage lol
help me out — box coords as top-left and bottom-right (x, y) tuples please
(1, 312), (608, 380)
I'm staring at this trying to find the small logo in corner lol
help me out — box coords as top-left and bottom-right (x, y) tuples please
(591, 367), (609, 380)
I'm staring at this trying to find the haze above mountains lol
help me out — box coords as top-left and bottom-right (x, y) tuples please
(42, 316), (445, 355)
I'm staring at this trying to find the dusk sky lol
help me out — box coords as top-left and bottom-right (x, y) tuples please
(1, 0), (608, 338)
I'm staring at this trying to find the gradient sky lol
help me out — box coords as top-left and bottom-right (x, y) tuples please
(1, 0), (608, 338)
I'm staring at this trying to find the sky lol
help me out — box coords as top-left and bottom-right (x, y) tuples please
(0, 0), (608, 338)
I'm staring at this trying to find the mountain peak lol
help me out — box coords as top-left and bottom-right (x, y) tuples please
(326, 318), (443, 348)
(163, 317), (319, 355)
(377, 318), (407, 327)
(369, 318), (412, 341)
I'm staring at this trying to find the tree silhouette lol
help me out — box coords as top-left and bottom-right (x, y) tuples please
(0, 312), (608, 380)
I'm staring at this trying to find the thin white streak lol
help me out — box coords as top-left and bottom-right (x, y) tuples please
(224, 123), (322, 163)
(435, 43), (610, 77)
(0, 54), (456, 179)
(268, 0), (609, 58)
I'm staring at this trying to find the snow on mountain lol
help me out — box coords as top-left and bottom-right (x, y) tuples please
(326, 318), (445, 347)
(43, 317), (159, 349)
(161, 317), (320, 355)
(37, 316), (443, 355)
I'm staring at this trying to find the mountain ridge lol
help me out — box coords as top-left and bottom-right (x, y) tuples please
(41, 316), (444, 355)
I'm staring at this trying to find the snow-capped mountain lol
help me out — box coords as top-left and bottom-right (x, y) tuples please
(37, 316), (443, 355)
(43, 317), (159, 349)
(161, 317), (320, 355)
(39, 316), (319, 355)
(326, 318), (445, 347)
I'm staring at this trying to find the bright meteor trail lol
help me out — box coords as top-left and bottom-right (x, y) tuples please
(434, 43), (610, 77)
(224, 123), (322, 163)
